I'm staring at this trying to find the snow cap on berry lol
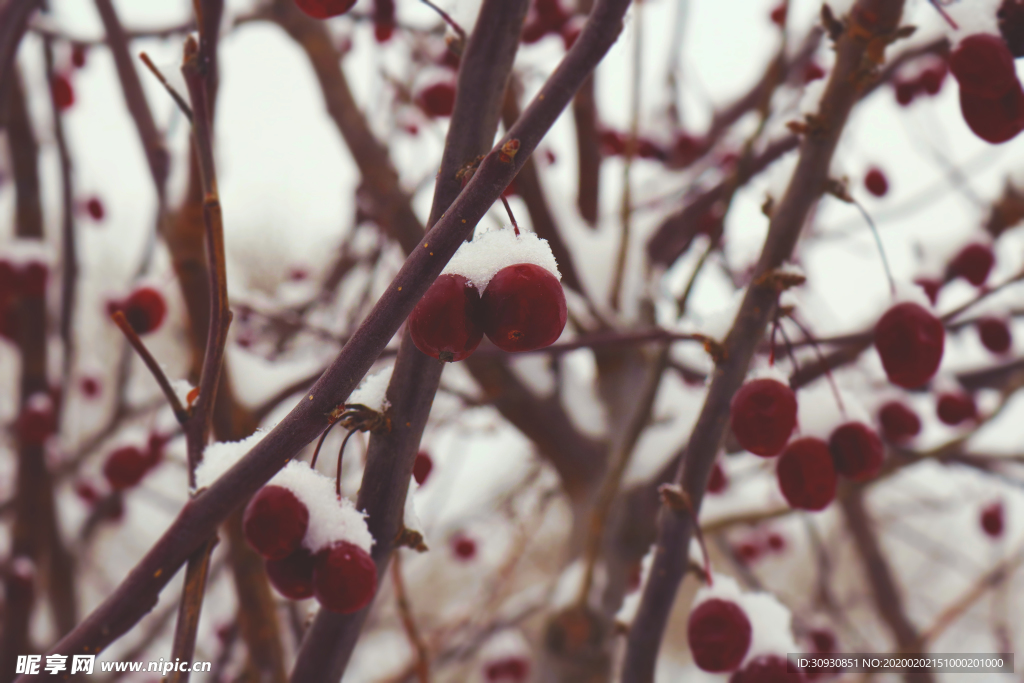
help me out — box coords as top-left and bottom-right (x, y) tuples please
(195, 429), (270, 490)
(442, 229), (560, 292)
(348, 364), (393, 412)
(268, 460), (373, 554)
(737, 591), (798, 663)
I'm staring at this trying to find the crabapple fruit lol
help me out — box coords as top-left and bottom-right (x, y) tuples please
(243, 486), (310, 560)
(980, 501), (1005, 538)
(687, 598), (752, 672)
(777, 438), (837, 511)
(481, 264), (567, 353)
(828, 422), (884, 482)
(874, 302), (944, 389)
(978, 317), (1012, 354)
(936, 392), (977, 426)
(729, 378), (798, 457)
(878, 401), (921, 443)
(864, 168), (889, 197)
(408, 274), (484, 362)
(266, 548), (316, 600)
(294, 0), (357, 19)
(948, 243), (995, 286)
(312, 541), (378, 613)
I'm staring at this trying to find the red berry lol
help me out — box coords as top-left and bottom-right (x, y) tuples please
(416, 81), (456, 118)
(521, 18), (549, 44)
(736, 541), (761, 563)
(913, 277), (942, 306)
(950, 34), (1018, 99)
(878, 401), (921, 443)
(687, 598), (752, 672)
(51, 73), (75, 111)
(17, 395), (56, 445)
(481, 264), (567, 353)
(111, 286), (167, 335)
(809, 629), (836, 654)
(948, 243), (995, 286)
(373, 0), (395, 42)
(80, 376), (102, 398)
(730, 379), (798, 457)
(409, 274), (483, 362)
(769, 3), (787, 26)
(636, 137), (666, 160)
(936, 392), (977, 426)
(894, 79), (920, 106)
(920, 61), (948, 95)
(980, 501), (1005, 538)
(874, 303), (945, 389)
(670, 132), (704, 167)
(959, 85), (1024, 143)
(71, 44), (88, 69)
(803, 63), (825, 83)
(978, 317), (1012, 354)
(777, 438), (837, 511)
(294, 0), (357, 19)
(999, 0), (1024, 57)
(864, 168), (888, 197)
(766, 532), (786, 552)
(707, 461), (728, 494)
(599, 129), (627, 156)
(103, 445), (151, 490)
(266, 548), (316, 599)
(730, 654), (806, 683)
(413, 451), (433, 485)
(74, 480), (101, 505)
(86, 197), (105, 221)
(484, 656), (530, 682)
(312, 541), (378, 613)
(452, 533), (476, 560)
(243, 486), (310, 560)
(828, 422), (883, 482)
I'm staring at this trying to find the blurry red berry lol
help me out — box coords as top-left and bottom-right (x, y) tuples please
(266, 548), (316, 600)
(936, 392), (977, 426)
(521, 18), (549, 44)
(736, 541), (761, 563)
(636, 137), (666, 160)
(243, 486), (310, 560)
(670, 132), (704, 167)
(959, 85), (1024, 143)
(373, 0), (395, 42)
(80, 376), (102, 398)
(413, 451), (433, 485)
(948, 243), (995, 286)
(978, 317), (1012, 354)
(484, 656), (530, 682)
(980, 501), (1005, 538)
(707, 461), (728, 494)
(416, 81), (456, 118)
(71, 44), (88, 69)
(74, 480), (101, 505)
(599, 129), (627, 156)
(950, 34), (1018, 99)
(828, 422), (884, 482)
(312, 541), (378, 613)
(687, 598), (752, 672)
(452, 534), (476, 561)
(17, 394), (56, 445)
(920, 61), (948, 95)
(999, 0), (1024, 57)
(777, 438), (837, 511)
(481, 264), (567, 353)
(809, 628), (836, 654)
(913, 277), (942, 306)
(766, 532), (786, 552)
(730, 378), (798, 457)
(294, 0), (357, 19)
(51, 73), (75, 111)
(103, 446), (151, 490)
(769, 3), (787, 26)
(894, 79), (920, 106)
(409, 274), (484, 362)
(864, 168), (889, 197)
(86, 197), (105, 221)
(878, 401), (921, 443)
(730, 655), (806, 683)
(874, 303), (945, 389)
(111, 286), (167, 335)
(804, 63), (826, 83)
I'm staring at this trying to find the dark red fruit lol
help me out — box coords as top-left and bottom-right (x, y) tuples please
(894, 79), (920, 106)
(766, 532), (786, 552)
(777, 438), (837, 511)
(266, 548), (316, 599)
(481, 264), (567, 353)
(312, 541), (378, 613)
(707, 461), (728, 494)
(828, 422), (883, 482)
(409, 274), (483, 362)
(936, 392), (977, 426)
(920, 61), (948, 95)
(413, 451), (433, 485)
(80, 376), (101, 398)
(71, 44), (88, 69)
(110, 286), (167, 335)
(769, 3), (786, 26)
(373, 0), (395, 42)
(416, 81), (456, 118)
(687, 598), (752, 672)
(978, 317), (1012, 354)
(730, 655), (805, 683)
(878, 401), (921, 443)
(950, 34), (1018, 99)
(874, 303), (945, 389)
(670, 132), (704, 168)
(74, 480), (101, 505)
(452, 533), (476, 560)
(51, 74), (74, 110)
(599, 129), (627, 156)
(999, 0), (1024, 57)
(484, 656), (530, 682)
(294, 0), (357, 19)
(809, 628), (836, 654)
(980, 501), (1004, 538)
(103, 446), (151, 490)
(960, 83), (1024, 144)
(804, 63), (825, 83)
(86, 197), (105, 220)
(243, 486), (310, 560)
(736, 541), (761, 563)
(864, 168), (888, 197)
(17, 396), (56, 445)
(729, 378), (798, 457)
(914, 277), (942, 306)
(948, 243), (995, 286)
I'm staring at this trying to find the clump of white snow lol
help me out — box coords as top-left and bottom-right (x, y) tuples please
(615, 545), (656, 626)
(691, 574), (798, 664)
(442, 228), (560, 292)
(269, 459), (374, 554)
(404, 479), (424, 541)
(348, 365), (393, 412)
(195, 429), (269, 490)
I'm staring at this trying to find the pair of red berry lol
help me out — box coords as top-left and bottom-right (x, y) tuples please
(893, 57), (948, 107)
(108, 286), (167, 336)
(409, 263), (567, 362)
(950, 34), (1024, 144)
(244, 484), (377, 614)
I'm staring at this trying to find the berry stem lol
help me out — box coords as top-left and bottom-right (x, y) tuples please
(500, 195), (521, 237)
(849, 198), (897, 299)
(784, 312), (847, 419)
(335, 429), (357, 497)
(310, 421), (339, 469)
(928, 0), (959, 29)
(419, 0), (466, 43)
(110, 311), (190, 424)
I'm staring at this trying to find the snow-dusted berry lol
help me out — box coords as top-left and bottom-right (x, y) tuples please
(408, 274), (483, 362)
(266, 548), (316, 599)
(312, 541), (378, 613)
(243, 486), (310, 560)
(687, 598), (752, 672)
(481, 264), (567, 353)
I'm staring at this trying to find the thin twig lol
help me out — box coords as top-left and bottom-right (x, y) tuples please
(111, 311), (190, 424)
(139, 52), (194, 122)
(392, 553), (431, 683)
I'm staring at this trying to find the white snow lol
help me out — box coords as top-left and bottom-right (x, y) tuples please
(195, 429), (269, 490)
(404, 479), (424, 542)
(615, 545), (656, 626)
(441, 228), (561, 292)
(348, 365), (393, 412)
(737, 591), (798, 663)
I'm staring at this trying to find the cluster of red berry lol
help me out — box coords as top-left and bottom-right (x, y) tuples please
(107, 286), (168, 336)
(0, 256), (48, 341)
(243, 465), (377, 614)
(892, 57), (948, 107)
(103, 433), (166, 491)
(951, 33), (1024, 143)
